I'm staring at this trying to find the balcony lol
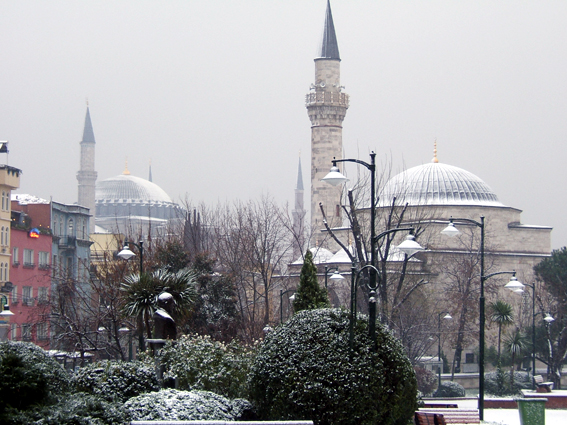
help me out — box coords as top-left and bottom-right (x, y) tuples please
(23, 262), (35, 269)
(58, 236), (77, 250)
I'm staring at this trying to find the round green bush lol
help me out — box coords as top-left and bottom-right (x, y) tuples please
(248, 308), (417, 425)
(0, 341), (70, 412)
(414, 366), (437, 396)
(72, 360), (159, 402)
(433, 381), (465, 397)
(159, 335), (256, 399)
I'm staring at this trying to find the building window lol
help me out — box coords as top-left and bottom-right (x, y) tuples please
(1, 263), (6, 281)
(22, 324), (31, 341)
(38, 287), (48, 304)
(10, 323), (17, 340)
(1, 191), (5, 211)
(10, 285), (17, 304)
(68, 218), (74, 236)
(1, 226), (4, 246)
(38, 251), (49, 269)
(22, 286), (33, 306)
(23, 249), (34, 267)
(37, 323), (47, 341)
(465, 353), (475, 364)
(12, 247), (19, 266)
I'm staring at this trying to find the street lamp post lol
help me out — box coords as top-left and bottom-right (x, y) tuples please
(323, 153), (423, 349)
(438, 312), (452, 389)
(324, 265), (344, 289)
(441, 217), (519, 420)
(118, 240), (145, 350)
(504, 279), (537, 389)
(543, 313), (555, 382)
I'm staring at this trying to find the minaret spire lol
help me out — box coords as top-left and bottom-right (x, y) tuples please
(77, 105), (98, 234)
(319, 0), (340, 60)
(292, 154), (306, 259)
(307, 0), (349, 241)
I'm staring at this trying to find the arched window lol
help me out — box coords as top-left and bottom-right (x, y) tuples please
(68, 218), (74, 236)
(1, 226), (4, 246)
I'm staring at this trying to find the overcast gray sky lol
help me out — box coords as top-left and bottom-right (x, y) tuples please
(1, 1), (566, 248)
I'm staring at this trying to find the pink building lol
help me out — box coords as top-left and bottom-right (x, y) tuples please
(9, 199), (52, 349)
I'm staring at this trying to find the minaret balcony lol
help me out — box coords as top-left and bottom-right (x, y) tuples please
(305, 92), (349, 107)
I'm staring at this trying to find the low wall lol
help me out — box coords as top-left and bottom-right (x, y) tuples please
(440, 373), (567, 389)
(130, 421), (313, 425)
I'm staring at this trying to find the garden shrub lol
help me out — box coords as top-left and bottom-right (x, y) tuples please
(72, 360), (159, 402)
(0, 341), (70, 412)
(414, 366), (437, 396)
(485, 370), (532, 396)
(248, 308), (417, 425)
(125, 388), (254, 421)
(159, 334), (256, 399)
(433, 381), (465, 398)
(2, 392), (128, 425)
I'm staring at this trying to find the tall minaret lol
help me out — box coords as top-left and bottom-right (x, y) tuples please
(76, 105), (97, 233)
(307, 0), (349, 239)
(292, 155), (306, 259)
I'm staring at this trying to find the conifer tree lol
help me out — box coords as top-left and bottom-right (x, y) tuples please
(293, 250), (330, 312)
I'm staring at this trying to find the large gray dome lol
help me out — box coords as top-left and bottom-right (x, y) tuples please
(379, 162), (503, 207)
(96, 174), (173, 203)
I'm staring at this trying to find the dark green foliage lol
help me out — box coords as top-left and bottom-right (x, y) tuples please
(484, 369), (532, 396)
(293, 250), (330, 312)
(155, 239), (191, 272)
(72, 360), (159, 402)
(248, 308), (417, 425)
(159, 335), (256, 399)
(0, 341), (70, 412)
(414, 366), (437, 396)
(433, 381), (465, 398)
(2, 393), (128, 425)
(185, 253), (241, 341)
(534, 247), (567, 301)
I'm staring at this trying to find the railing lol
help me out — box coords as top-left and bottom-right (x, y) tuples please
(23, 262), (35, 268)
(305, 91), (349, 107)
(59, 236), (77, 249)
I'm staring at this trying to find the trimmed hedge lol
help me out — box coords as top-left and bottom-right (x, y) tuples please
(433, 381), (465, 398)
(72, 360), (159, 402)
(248, 308), (417, 425)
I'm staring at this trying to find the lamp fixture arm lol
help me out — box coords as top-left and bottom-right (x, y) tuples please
(331, 157), (374, 172)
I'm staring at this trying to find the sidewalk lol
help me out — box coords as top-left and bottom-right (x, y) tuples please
(450, 398), (567, 424)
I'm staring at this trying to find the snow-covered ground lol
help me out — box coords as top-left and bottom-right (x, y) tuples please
(451, 397), (567, 424)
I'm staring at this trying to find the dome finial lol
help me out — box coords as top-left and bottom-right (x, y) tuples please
(432, 139), (439, 163)
(123, 158), (131, 175)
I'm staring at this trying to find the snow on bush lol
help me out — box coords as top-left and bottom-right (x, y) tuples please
(433, 380), (466, 397)
(484, 370), (532, 396)
(158, 334), (256, 399)
(72, 360), (159, 402)
(0, 341), (70, 411)
(125, 388), (254, 421)
(248, 308), (417, 425)
(4, 392), (129, 425)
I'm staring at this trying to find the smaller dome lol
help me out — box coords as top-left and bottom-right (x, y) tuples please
(96, 174), (173, 204)
(379, 162), (503, 207)
(292, 247), (335, 265)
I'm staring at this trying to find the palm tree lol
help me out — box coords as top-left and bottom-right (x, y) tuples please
(488, 300), (514, 360)
(122, 268), (197, 351)
(505, 328), (527, 388)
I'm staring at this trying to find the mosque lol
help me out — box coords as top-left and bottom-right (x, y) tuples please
(76, 107), (183, 239)
(290, 0), (552, 373)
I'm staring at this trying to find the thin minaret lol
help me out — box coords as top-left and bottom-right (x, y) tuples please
(292, 154), (306, 259)
(76, 105), (98, 234)
(307, 0), (349, 240)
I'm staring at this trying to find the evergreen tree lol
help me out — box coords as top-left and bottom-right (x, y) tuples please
(293, 250), (330, 313)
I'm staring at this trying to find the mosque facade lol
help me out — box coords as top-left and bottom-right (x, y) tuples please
(303, 2), (552, 372)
